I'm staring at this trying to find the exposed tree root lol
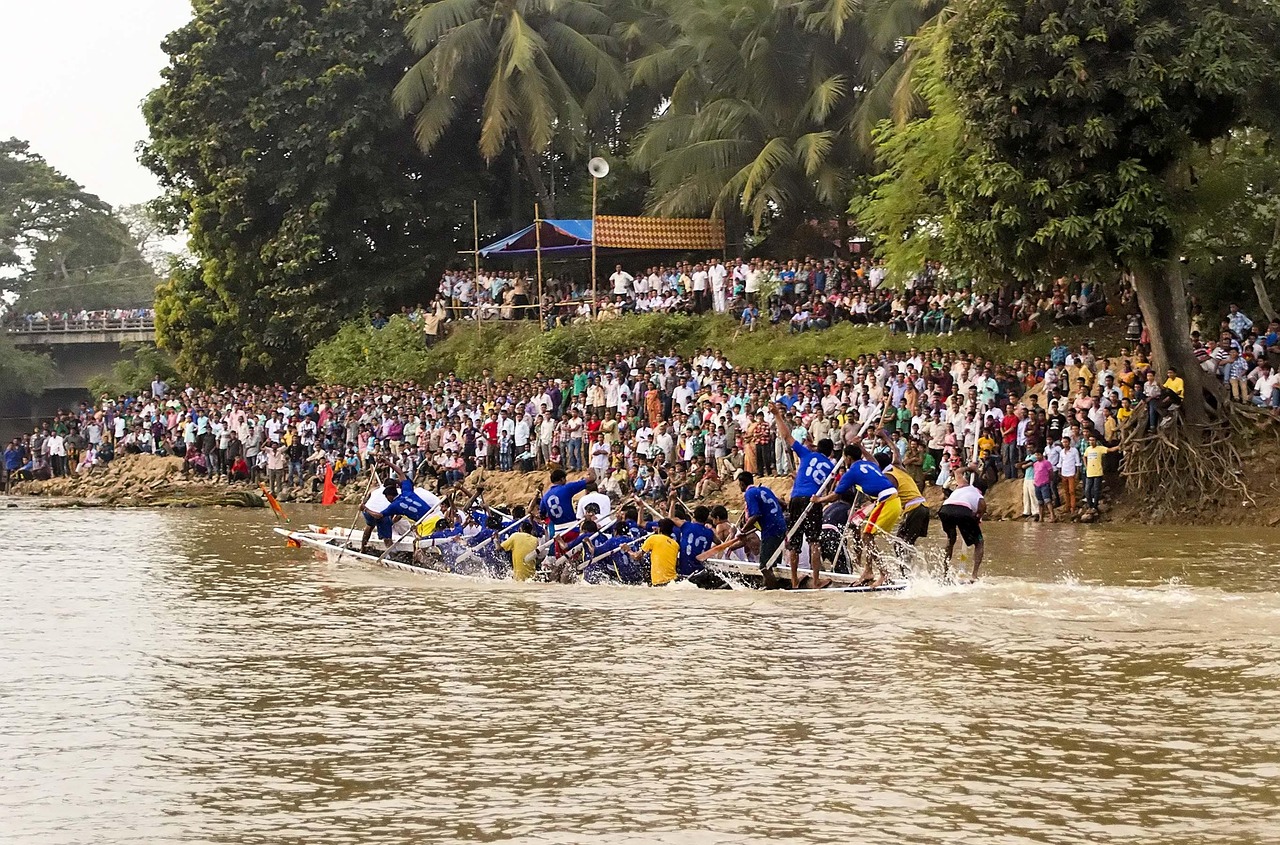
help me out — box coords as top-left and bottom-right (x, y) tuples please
(1119, 401), (1280, 510)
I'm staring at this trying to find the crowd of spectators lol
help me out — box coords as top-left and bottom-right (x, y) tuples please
(4, 308), (156, 330)
(6, 302), (1277, 519)
(417, 257), (1113, 340)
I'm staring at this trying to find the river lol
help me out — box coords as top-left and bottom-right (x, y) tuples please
(2, 503), (1278, 844)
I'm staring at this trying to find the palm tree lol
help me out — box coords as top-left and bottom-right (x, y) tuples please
(394, 0), (627, 217)
(628, 0), (945, 227)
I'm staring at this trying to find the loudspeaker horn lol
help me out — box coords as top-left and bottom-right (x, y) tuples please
(588, 157), (610, 178)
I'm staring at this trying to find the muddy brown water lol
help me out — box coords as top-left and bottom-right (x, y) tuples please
(2, 502), (1278, 844)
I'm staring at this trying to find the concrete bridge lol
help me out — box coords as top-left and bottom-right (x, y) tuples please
(2, 317), (158, 437)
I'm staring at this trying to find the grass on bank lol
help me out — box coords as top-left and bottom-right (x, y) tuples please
(307, 312), (1119, 385)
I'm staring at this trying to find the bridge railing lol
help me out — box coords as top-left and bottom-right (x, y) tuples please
(4, 316), (157, 335)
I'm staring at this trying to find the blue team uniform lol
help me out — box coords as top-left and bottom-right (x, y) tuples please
(745, 486), (787, 538)
(835, 460), (896, 500)
(540, 480), (588, 525)
(677, 521), (715, 577)
(383, 478), (435, 521)
(790, 441), (834, 498)
(583, 535), (645, 584)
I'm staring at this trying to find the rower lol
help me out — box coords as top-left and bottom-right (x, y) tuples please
(668, 498), (716, 583)
(360, 479), (401, 554)
(874, 449), (930, 547)
(583, 522), (641, 584)
(815, 443), (900, 587)
(575, 486), (613, 522)
(772, 404), (835, 589)
(739, 471), (786, 576)
(500, 520), (540, 582)
(539, 468), (597, 530)
(628, 518), (680, 586)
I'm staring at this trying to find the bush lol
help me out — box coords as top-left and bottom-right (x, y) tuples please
(306, 315), (434, 385)
(307, 313), (1116, 384)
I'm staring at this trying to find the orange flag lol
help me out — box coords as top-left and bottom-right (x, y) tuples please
(321, 464), (338, 505)
(260, 483), (289, 522)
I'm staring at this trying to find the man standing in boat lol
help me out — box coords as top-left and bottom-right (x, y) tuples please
(772, 404), (835, 589)
(359, 477), (403, 555)
(378, 463), (441, 527)
(539, 468), (597, 531)
(738, 471), (787, 575)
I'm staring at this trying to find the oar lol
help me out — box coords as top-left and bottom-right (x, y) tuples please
(336, 468), (379, 564)
(467, 514), (531, 554)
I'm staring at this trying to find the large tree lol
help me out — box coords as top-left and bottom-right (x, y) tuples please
(394, 0), (628, 219)
(629, 0), (943, 231)
(143, 0), (501, 384)
(0, 138), (157, 313)
(869, 0), (1280, 426)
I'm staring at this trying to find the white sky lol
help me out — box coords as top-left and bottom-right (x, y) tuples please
(0, 1), (194, 209)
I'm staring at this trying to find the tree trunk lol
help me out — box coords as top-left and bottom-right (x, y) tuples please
(515, 128), (556, 219)
(1251, 272), (1276, 323)
(1131, 260), (1209, 427)
(1254, 213), (1280, 322)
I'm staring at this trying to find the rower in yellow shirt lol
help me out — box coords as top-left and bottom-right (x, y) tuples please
(500, 522), (540, 581)
(630, 518), (680, 586)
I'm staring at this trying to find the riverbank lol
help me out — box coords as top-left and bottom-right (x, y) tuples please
(9, 438), (1279, 527)
(10, 454), (266, 509)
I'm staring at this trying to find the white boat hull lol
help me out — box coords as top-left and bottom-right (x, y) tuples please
(704, 557), (908, 593)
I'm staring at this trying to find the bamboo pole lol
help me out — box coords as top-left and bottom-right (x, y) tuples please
(591, 176), (598, 318)
(473, 200), (482, 336)
(535, 203), (545, 332)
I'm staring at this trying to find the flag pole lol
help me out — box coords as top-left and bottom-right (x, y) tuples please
(535, 203), (545, 332)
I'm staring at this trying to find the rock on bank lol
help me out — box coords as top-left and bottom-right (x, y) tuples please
(11, 454), (265, 509)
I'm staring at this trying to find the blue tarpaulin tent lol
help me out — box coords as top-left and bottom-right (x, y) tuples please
(478, 219), (593, 258)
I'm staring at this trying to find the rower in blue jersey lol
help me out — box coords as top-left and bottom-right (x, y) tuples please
(771, 404), (836, 589)
(360, 478), (403, 554)
(538, 468), (597, 528)
(669, 500), (715, 577)
(816, 443), (901, 586)
(668, 499), (730, 588)
(379, 464), (441, 523)
(583, 522), (645, 584)
(738, 470), (786, 574)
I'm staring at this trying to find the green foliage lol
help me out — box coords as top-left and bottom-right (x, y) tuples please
(1182, 130), (1280, 313)
(307, 316), (436, 386)
(142, 0), (502, 384)
(631, 0), (946, 228)
(309, 313), (1109, 384)
(395, 0), (626, 217)
(937, 0), (1280, 281)
(854, 27), (974, 285)
(0, 336), (55, 397)
(85, 344), (180, 399)
(0, 138), (158, 312)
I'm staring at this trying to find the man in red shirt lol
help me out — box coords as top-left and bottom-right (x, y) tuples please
(1000, 403), (1019, 479)
(482, 413), (499, 470)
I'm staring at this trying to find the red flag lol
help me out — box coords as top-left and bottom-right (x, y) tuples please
(321, 464), (338, 505)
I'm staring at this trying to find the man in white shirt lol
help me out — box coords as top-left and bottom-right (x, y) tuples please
(709, 258), (729, 312)
(692, 264), (709, 312)
(610, 265), (634, 297)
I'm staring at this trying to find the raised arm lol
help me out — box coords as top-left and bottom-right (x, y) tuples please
(771, 404), (795, 447)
